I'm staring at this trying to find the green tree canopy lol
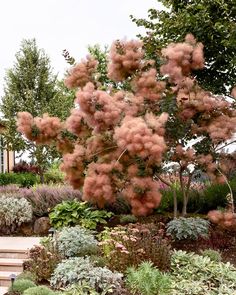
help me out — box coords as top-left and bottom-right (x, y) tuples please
(1, 39), (74, 174)
(131, 0), (236, 95)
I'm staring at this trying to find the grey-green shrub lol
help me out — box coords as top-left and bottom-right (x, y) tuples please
(171, 250), (236, 294)
(0, 196), (32, 229)
(200, 249), (222, 262)
(166, 217), (209, 240)
(16, 271), (37, 282)
(23, 286), (56, 295)
(50, 257), (122, 291)
(126, 261), (171, 295)
(9, 279), (36, 293)
(56, 226), (98, 257)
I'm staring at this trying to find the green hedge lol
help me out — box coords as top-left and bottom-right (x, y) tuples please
(0, 173), (39, 187)
(159, 178), (236, 214)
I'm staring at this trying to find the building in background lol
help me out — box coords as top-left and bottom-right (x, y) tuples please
(0, 121), (15, 173)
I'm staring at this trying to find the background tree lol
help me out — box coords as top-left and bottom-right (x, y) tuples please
(1, 39), (74, 179)
(131, 0), (236, 96)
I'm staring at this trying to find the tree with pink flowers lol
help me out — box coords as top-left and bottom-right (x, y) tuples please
(17, 35), (236, 217)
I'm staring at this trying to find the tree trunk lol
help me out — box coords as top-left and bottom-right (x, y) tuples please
(173, 189), (178, 218)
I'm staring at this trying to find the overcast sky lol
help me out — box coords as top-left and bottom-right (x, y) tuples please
(0, 0), (162, 96)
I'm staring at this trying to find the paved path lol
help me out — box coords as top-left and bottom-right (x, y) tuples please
(0, 237), (40, 251)
(0, 237), (40, 295)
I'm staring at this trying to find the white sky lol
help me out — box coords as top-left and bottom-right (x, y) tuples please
(0, 0), (161, 96)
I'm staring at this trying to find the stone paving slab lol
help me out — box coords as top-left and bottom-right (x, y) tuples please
(0, 237), (41, 251)
(0, 286), (7, 295)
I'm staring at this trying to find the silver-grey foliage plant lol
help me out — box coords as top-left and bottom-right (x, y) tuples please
(56, 226), (98, 258)
(50, 257), (123, 291)
(166, 217), (210, 240)
(0, 195), (32, 228)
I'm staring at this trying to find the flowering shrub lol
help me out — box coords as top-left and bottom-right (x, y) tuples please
(0, 196), (32, 233)
(99, 223), (171, 272)
(19, 185), (82, 216)
(166, 217), (210, 240)
(17, 35), (236, 216)
(56, 226), (98, 258)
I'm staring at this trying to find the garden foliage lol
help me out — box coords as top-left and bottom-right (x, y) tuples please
(0, 196), (32, 232)
(49, 200), (113, 230)
(9, 279), (36, 294)
(170, 250), (236, 294)
(56, 226), (98, 258)
(16, 36), (236, 217)
(166, 217), (210, 240)
(99, 223), (171, 272)
(50, 257), (122, 291)
(126, 261), (171, 295)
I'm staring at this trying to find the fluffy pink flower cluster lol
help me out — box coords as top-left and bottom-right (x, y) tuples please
(172, 145), (195, 168)
(208, 210), (236, 229)
(108, 39), (144, 81)
(17, 112), (35, 141)
(64, 55), (98, 89)
(114, 115), (167, 163)
(83, 161), (122, 207)
(204, 115), (236, 142)
(75, 82), (125, 130)
(196, 154), (225, 183)
(161, 34), (204, 85)
(60, 144), (85, 189)
(123, 177), (162, 216)
(177, 87), (229, 120)
(66, 108), (90, 137)
(132, 69), (166, 101)
(17, 112), (62, 144)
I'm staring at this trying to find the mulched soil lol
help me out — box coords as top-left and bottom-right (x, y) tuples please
(137, 213), (236, 266)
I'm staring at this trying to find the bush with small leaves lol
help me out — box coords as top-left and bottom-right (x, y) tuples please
(9, 279), (36, 294)
(0, 196), (32, 233)
(126, 261), (172, 295)
(50, 257), (122, 291)
(166, 217), (210, 240)
(200, 249), (222, 262)
(23, 286), (56, 295)
(56, 226), (98, 258)
(24, 245), (61, 282)
(16, 271), (37, 282)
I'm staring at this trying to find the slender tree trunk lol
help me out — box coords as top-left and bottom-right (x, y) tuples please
(180, 169), (193, 216)
(173, 189), (178, 218)
(155, 174), (178, 217)
(34, 145), (46, 184)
